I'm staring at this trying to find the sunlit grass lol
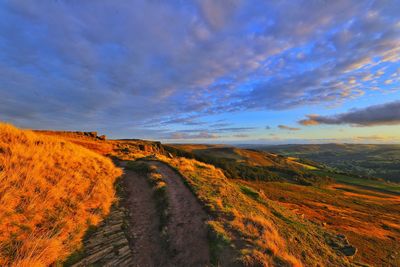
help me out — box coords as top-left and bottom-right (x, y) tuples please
(0, 123), (122, 266)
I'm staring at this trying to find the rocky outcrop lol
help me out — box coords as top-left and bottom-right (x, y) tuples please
(327, 233), (357, 257)
(34, 130), (107, 140)
(68, 207), (133, 266)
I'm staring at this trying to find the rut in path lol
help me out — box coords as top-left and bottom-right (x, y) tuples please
(123, 160), (211, 266)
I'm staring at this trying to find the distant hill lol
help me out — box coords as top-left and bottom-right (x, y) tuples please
(165, 144), (328, 186)
(246, 143), (400, 182)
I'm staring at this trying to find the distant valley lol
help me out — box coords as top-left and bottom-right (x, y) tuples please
(244, 143), (400, 183)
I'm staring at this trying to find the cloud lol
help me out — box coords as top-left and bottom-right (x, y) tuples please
(164, 131), (219, 140)
(161, 117), (205, 126)
(0, 1), (399, 139)
(278, 125), (300, 131)
(299, 100), (400, 126)
(352, 135), (394, 141)
(233, 134), (249, 138)
(215, 127), (255, 132)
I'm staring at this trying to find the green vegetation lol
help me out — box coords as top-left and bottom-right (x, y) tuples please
(253, 143), (400, 182)
(313, 170), (400, 195)
(239, 185), (261, 201)
(126, 161), (153, 173)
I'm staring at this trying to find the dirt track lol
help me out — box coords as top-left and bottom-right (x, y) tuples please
(122, 160), (210, 266)
(121, 162), (169, 266)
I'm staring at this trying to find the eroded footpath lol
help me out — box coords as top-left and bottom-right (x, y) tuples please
(65, 160), (211, 266)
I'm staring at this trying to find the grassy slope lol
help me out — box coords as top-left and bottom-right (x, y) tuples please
(155, 154), (350, 266)
(172, 144), (316, 170)
(244, 180), (400, 266)
(161, 144), (400, 265)
(0, 124), (122, 266)
(166, 144), (322, 185)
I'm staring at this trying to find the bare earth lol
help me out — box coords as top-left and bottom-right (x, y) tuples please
(121, 162), (169, 266)
(122, 160), (210, 267)
(150, 161), (210, 266)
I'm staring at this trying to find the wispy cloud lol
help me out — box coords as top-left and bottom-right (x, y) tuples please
(233, 134), (249, 138)
(278, 125), (300, 131)
(164, 131), (219, 140)
(299, 100), (400, 126)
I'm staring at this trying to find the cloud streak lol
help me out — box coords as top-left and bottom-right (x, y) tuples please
(164, 131), (219, 140)
(299, 100), (400, 126)
(278, 125), (300, 131)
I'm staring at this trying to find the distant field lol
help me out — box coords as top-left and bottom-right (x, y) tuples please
(313, 170), (400, 195)
(249, 143), (400, 182)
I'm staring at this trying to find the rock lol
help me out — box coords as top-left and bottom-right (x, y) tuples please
(340, 245), (357, 257)
(70, 204), (134, 266)
(327, 233), (357, 257)
(84, 131), (98, 138)
(98, 135), (107, 140)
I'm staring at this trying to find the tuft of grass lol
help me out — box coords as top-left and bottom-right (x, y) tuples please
(146, 164), (170, 236)
(0, 123), (122, 266)
(207, 221), (232, 265)
(239, 185), (260, 201)
(126, 161), (153, 173)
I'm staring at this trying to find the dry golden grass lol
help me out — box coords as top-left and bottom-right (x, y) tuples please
(36, 131), (115, 156)
(252, 180), (400, 266)
(0, 123), (122, 266)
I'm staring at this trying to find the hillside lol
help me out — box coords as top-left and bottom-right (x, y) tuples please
(1, 126), (399, 266)
(165, 144), (324, 185)
(163, 144), (400, 266)
(249, 143), (400, 182)
(0, 124), (122, 266)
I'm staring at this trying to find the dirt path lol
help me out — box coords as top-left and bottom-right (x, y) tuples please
(149, 161), (211, 266)
(120, 161), (170, 266)
(72, 160), (211, 266)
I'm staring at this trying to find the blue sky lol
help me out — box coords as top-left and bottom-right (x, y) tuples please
(0, 0), (399, 143)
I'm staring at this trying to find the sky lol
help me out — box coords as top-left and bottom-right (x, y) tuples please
(0, 0), (400, 144)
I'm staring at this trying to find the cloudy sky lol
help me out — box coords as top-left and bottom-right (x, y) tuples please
(1, 0), (399, 143)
